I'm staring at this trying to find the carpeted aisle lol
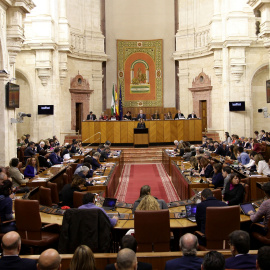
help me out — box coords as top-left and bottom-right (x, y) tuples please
(115, 163), (180, 204)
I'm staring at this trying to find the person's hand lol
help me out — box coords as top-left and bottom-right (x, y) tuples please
(248, 210), (255, 215)
(113, 216), (119, 223)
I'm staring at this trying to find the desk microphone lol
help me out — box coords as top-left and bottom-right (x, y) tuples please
(199, 178), (204, 183)
(111, 207), (121, 217)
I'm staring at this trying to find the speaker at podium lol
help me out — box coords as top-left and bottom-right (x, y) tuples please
(134, 128), (149, 147)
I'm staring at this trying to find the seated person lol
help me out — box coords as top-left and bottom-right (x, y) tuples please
(226, 145), (237, 160)
(136, 110), (146, 120)
(49, 147), (63, 165)
(165, 111), (172, 120)
(59, 175), (85, 208)
(151, 110), (160, 120)
(86, 111), (96, 120)
(243, 151), (257, 171)
(183, 146), (196, 161)
(8, 158), (29, 187)
(136, 195), (160, 211)
(213, 142), (226, 156)
(38, 150), (52, 168)
(165, 233), (202, 270)
(99, 111), (108, 120)
(0, 231), (37, 269)
(110, 113), (119, 120)
(37, 141), (45, 153)
(252, 138), (261, 153)
(132, 185), (168, 214)
(237, 146), (250, 165)
(223, 173), (244, 205)
(70, 141), (81, 155)
(79, 193), (118, 227)
(257, 246), (270, 270)
(174, 110), (185, 119)
(202, 251), (225, 270)
(70, 245), (95, 270)
(123, 111), (132, 120)
(206, 163), (224, 189)
(62, 144), (72, 158)
(100, 146), (111, 162)
(91, 152), (102, 170)
(105, 235), (152, 270)
(24, 134), (30, 145)
(225, 230), (256, 270)
(254, 154), (270, 176)
(137, 118), (146, 129)
(221, 166), (231, 195)
(0, 180), (16, 233)
(24, 141), (36, 162)
(74, 160), (93, 179)
(195, 189), (227, 234)
(187, 111), (197, 119)
(24, 157), (39, 178)
(197, 157), (213, 178)
(97, 144), (105, 153)
(248, 182), (270, 234)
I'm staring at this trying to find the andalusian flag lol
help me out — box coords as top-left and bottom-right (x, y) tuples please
(111, 84), (116, 115)
(115, 84), (119, 116)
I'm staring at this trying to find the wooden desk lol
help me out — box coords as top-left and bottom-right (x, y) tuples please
(162, 149), (183, 176)
(82, 119), (202, 144)
(171, 161), (209, 200)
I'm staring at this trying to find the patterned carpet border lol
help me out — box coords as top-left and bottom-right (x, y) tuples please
(115, 163), (180, 203)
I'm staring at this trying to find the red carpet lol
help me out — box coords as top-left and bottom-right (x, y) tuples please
(115, 164), (180, 203)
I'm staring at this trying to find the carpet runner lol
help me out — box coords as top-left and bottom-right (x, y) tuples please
(115, 163), (180, 203)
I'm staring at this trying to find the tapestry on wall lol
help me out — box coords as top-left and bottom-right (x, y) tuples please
(117, 40), (163, 107)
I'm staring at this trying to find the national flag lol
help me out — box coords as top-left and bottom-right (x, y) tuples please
(115, 84), (119, 116)
(119, 85), (123, 120)
(111, 84), (116, 115)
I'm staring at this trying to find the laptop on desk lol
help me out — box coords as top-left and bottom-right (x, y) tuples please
(240, 203), (256, 215)
(102, 198), (117, 210)
(185, 204), (197, 222)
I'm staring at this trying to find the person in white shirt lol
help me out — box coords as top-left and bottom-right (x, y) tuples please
(254, 154), (270, 176)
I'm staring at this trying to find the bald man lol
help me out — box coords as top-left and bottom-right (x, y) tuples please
(37, 248), (61, 270)
(0, 231), (37, 269)
(115, 248), (137, 270)
(165, 233), (203, 270)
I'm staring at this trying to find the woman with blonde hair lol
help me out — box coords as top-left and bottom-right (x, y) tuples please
(136, 195), (160, 211)
(24, 156), (39, 178)
(70, 245), (96, 270)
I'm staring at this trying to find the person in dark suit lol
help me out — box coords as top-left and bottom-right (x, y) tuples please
(151, 110), (160, 120)
(213, 142), (226, 156)
(86, 111), (96, 120)
(137, 118), (146, 128)
(225, 230), (257, 269)
(123, 111), (132, 120)
(136, 109), (146, 120)
(70, 141), (80, 154)
(61, 144), (72, 158)
(206, 163), (224, 189)
(105, 235), (152, 270)
(36, 141), (45, 153)
(223, 173), (245, 205)
(0, 231), (37, 270)
(257, 246), (270, 270)
(202, 251), (225, 270)
(100, 146), (111, 162)
(174, 110), (185, 119)
(187, 111), (197, 119)
(195, 189), (227, 234)
(165, 233), (202, 270)
(49, 147), (63, 165)
(24, 141), (36, 163)
(91, 152), (102, 170)
(37, 248), (61, 270)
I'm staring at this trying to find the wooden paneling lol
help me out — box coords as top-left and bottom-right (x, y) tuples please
(120, 122), (128, 143)
(149, 121), (157, 143)
(81, 120), (202, 144)
(163, 121), (171, 142)
(100, 122), (107, 143)
(156, 121), (164, 143)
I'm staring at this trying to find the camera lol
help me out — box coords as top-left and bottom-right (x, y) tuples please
(18, 112), (31, 117)
(258, 107), (269, 118)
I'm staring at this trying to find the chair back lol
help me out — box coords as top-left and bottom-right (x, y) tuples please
(243, 183), (249, 203)
(212, 189), (222, 201)
(66, 167), (73, 183)
(205, 206), (240, 249)
(58, 208), (111, 253)
(15, 199), (42, 240)
(39, 186), (53, 207)
(69, 163), (78, 175)
(63, 173), (69, 185)
(47, 181), (59, 204)
(73, 191), (88, 208)
(134, 210), (170, 252)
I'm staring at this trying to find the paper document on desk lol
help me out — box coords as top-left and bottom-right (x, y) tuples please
(32, 178), (47, 182)
(52, 164), (62, 167)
